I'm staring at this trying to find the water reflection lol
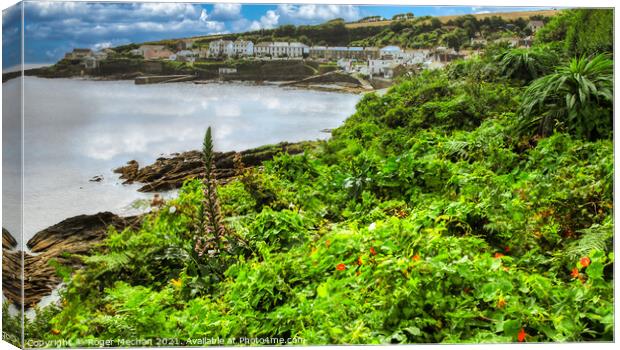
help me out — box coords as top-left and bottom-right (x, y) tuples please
(7, 77), (360, 239)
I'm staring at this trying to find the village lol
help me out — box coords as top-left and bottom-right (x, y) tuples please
(62, 19), (544, 82)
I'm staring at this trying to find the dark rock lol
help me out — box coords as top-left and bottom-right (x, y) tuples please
(113, 160), (140, 184)
(117, 141), (314, 192)
(89, 175), (104, 182)
(2, 228), (17, 250)
(2, 212), (142, 308)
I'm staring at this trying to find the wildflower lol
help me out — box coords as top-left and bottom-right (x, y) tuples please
(170, 278), (183, 288)
(504, 246), (510, 252)
(336, 263), (346, 271)
(579, 256), (591, 268)
(370, 247), (377, 256)
(517, 328), (527, 342)
(494, 252), (504, 259)
(358, 256), (363, 265)
(571, 268), (579, 278)
(368, 222), (376, 231)
(168, 206), (177, 214)
(51, 329), (61, 335)
(497, 296), (507, 309)
(355, 270), (361, 276)
(412, 254), (421, 261)
(325, 240), (331, 248)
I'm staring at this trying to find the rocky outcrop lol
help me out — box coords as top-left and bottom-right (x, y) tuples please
(115, 141), (313, 192)
(2, 228), (17, 250)
(2, 213), (142, 308)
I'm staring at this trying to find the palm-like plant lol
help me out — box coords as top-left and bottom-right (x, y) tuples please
(495, 47), (557, 83)
(519, 54), (613, 140)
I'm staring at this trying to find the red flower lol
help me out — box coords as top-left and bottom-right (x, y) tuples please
(494, 252), (504, 259)
(504, 246), (510, 252)
(571, 267), (579, 278)
(580, 256), (591, 268)
(517, 328), (526, 342)
(370, 247), (377, 256)
(412, 254), (421, 261)
(336, 263), (346, 271)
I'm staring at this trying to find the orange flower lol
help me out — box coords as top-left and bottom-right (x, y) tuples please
(336, 263), (346, 271)
(497, 296), (507, 309)
(571, 268), (579, 278)
(580, 256), (591, 268)
(370, 247), (377, 256)
(412, 254), (421, 261)
(325, 240), (331, 248)
(358, 256), (363, 265)
(517, 328), (526, 342)
(494, 252), (504, 259)
(51, 329), (61, 335)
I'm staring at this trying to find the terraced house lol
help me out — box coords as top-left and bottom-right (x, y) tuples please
(208, 39), (234, 57)
(253, 42), (307, 58)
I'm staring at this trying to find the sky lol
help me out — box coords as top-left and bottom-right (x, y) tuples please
(2, 1), (551, 67)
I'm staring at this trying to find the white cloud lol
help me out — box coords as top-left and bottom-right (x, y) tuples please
(249, 10), (280, 31)
(212, 4), (242, 19)
(91, 41), (112, 51)
(276, 4), (360, 23)
(24, 2), (226, 42)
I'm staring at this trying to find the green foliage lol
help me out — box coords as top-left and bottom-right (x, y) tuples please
(23, 9), (613, 345)
(494, 46), (557, 83)
(536, 9), (613, 56)
(247, 208), (309, 251)
(519, 54), (613, 140)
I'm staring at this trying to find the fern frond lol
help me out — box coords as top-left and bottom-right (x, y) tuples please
(564, 219), (613, 260)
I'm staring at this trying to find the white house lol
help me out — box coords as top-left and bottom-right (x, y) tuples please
(368, 59), (403, 79)
(379, 46), (402, 59)
(253, 42), (307, 58)
(253, 42), (271, 57)
(209, 39), (234, 57)
(288, 42), (308, 57)
(233, 40), (254, 57)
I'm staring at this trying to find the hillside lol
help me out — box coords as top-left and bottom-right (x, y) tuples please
(344, 9), (559, 28)
(142, 9), (558, 49)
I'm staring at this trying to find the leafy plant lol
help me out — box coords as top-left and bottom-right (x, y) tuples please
(519, 54), (613, 140)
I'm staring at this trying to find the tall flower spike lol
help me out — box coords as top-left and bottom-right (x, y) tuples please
(197, 127), (227, 257)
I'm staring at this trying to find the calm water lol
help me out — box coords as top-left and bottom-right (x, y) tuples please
(2, 77), (360, 245)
